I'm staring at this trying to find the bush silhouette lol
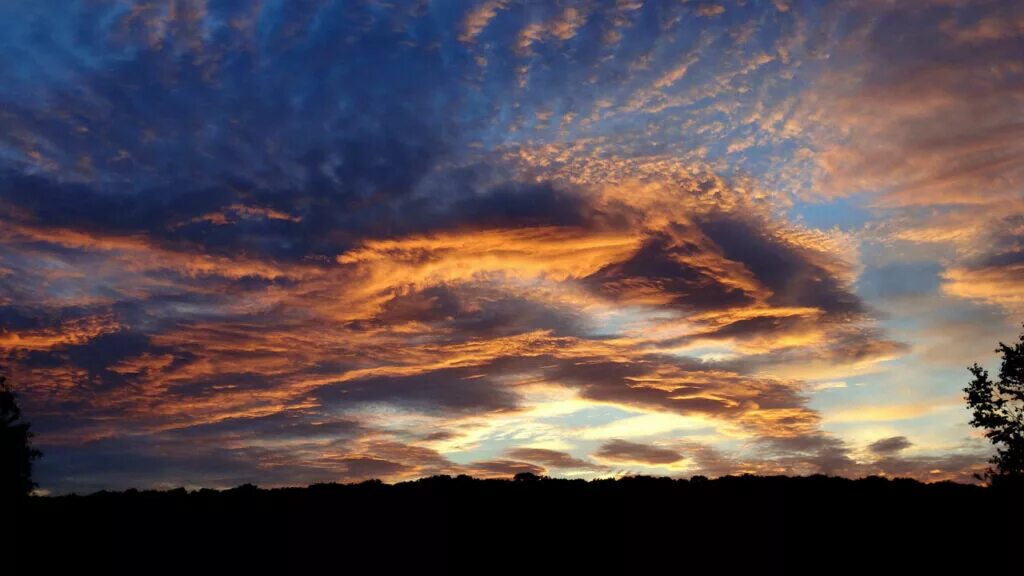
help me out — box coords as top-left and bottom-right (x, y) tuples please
(965, 324), (1024, 480)
(1, 374), (42, 498)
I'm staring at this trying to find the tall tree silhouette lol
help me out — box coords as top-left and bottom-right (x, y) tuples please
(965, 325), (1024, 480)
(1, 374), (42, 498)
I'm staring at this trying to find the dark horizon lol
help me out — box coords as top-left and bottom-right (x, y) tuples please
(16, 473), (1024, 572)
(22, 469), (995, 498)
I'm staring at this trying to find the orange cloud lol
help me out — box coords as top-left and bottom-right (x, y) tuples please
(459, 0), (507, 43)
(0, 314), (119, 351)
(942, 263), (1024, 312)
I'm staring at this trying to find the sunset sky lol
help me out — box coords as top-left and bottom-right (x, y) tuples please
(2, 0), (1022, 494)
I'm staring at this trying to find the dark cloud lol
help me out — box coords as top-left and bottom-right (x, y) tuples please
(586, 232), (757, 312)
(316, 367), (521, 415)
(506, 448), (594, 469)
(464, 459), (547, 478)
(757, 434), (857, 477)
(64, 331), (152, 378)
(163, 412), (365, 443)
(676, 442), (738, 478)
(437, 182), (596, 231)
(368, 285), (586, 340)
(0, 304), (94, 332)
(700, 216), (862, 315)
(868, 436), (913, 456)
(595, 440), (683, 465)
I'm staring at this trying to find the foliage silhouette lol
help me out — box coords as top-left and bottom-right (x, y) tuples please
(965, 324), (1024, 481)
(1, 374), (42, 499)
(13, 474), (1023, 572)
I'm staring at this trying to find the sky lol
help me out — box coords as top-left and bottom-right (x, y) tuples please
(1, 0), (1022, 494)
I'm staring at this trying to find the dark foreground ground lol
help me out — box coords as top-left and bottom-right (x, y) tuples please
(12, 474), (1024, 572)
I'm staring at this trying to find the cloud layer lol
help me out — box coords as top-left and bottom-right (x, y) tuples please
(1, 0), (1014, 492)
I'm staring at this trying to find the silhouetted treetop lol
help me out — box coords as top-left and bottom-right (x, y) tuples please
(965, 324), (1024, 480)
(1, 374), (42, 498)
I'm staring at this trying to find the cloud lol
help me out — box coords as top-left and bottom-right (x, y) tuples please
(868, 436), (913, 455)
(315, 367), (522, 415)
(514, 6), (590, 55)
(867, 453), (988, 484)
(594, 439), (684, 465)
(941, 224), (1024, 312)
(0, 0), (990, 492)
(506, 448), (594, 469)
(942, 263), (1024, 312)
(459, 0), (507, 43)
(781, 1), (1024, 323)
(794, 2), (1024, 209)
(823, 401), (959, 424)
(463, 459), (547, 478)
(695, 5), (726, 18)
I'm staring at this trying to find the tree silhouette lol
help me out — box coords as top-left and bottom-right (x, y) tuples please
(1, 374), (42, 498)
(965, 325), (1024, 481)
